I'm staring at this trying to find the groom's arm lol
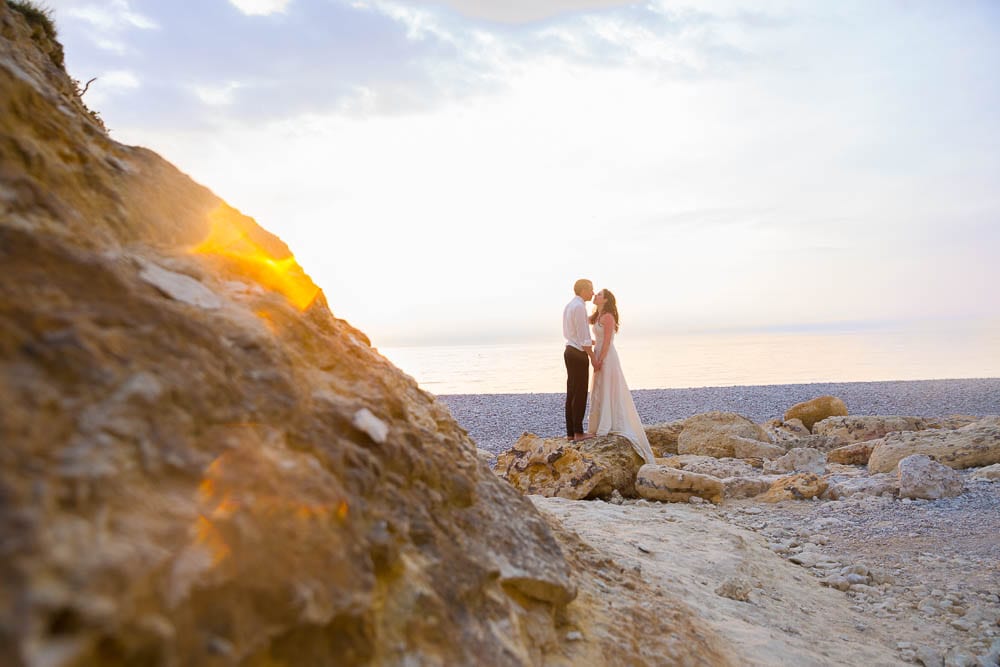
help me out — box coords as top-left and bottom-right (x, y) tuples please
(574, 303), (595, 365)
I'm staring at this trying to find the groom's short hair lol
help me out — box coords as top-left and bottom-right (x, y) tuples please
(573, 279), (593, 295)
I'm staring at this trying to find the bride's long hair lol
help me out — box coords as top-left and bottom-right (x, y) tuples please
(589, 289), (620, 332)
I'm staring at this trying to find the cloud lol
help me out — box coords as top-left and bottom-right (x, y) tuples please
(82, 69), (140, 109)
(190, 81), (245, 106)
(412, 0), (643, 24)
(64, 0), (158, 31)
(228, 0), (293, 17)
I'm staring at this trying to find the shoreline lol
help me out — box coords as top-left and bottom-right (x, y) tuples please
(438, 377), (1000, 454)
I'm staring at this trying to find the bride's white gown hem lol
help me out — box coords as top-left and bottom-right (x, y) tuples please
(586, 319), (656, 464)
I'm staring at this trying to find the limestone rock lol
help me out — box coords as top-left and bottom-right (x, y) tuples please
(763, 418), (810, 442)
(926, 415), (984, 430)
(574, 433), (649, 498)
(635, 464), (724, 504)
(715, 577), (752, 602)
(784, 396), (848, 431)
(812, 415), (935, 445)
(827, 441), (876, 466)
(657, 455), (758, 479)
(776, 434), (845, 453)
(722, 476), (777, 499)
(677, 411), (771, 459)
(763, 448), (826, 475)
(476, 448), (496, 467)
(496, 433), (646, 499)
(971, 463), (1000, 481)
(824, 473), (898, 500)
(867, 423), (1000, 473)
(137, 258), (222, 309)
(758, 473), (828, 502)
(732, 437), (786, 460)
(496, 433), (607, 500)
(644, 419), (684, 457)
(897, 455), (964, 500)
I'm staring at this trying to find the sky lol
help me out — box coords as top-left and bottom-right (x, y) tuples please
(43, 0), (1000, 346)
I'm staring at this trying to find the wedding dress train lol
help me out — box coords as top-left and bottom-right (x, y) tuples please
(587, 320), (656, 464)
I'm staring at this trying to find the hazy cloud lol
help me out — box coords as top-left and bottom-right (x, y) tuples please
(64, 0), (158, 31)
(413, 0), (643, 23)
(228, 0), (293, 16)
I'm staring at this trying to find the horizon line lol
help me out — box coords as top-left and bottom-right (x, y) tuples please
(372, 315), (998, 349)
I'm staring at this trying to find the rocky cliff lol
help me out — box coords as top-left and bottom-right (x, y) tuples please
(0, 5), (731, 665)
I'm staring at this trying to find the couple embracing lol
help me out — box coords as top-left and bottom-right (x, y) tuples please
(562, 279), (656, 464)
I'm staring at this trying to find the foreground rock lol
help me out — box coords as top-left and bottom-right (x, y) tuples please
(867, 422), (1000, 473)
(0, 9), (722, 663)
(536, 498), (903, 666)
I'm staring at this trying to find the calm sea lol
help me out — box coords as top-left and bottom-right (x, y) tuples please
(379, 321), (1000, 395)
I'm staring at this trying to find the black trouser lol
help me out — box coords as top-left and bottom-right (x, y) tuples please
(564, 345), (590, 438)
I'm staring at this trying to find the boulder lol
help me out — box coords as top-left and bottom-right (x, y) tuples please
(635, 465), (724, 504)
(763, 448), (826, 475)
(897, 455), (964, 500)
(657, 455), (758, 479)
(722, 476), (777, 500)
(971, 463), (1000, 481)
(496, 433), (645, 499)
(826, 441), (876, 466)
(776, 434), (846, 453)
(575, 433), (649, 498)
(784, 396), (848, 431)
(732, 437), (786, 460)
(758, 473), (828, 503)
(763, 418), (810, 442)
(812, 415), (934, 445)
(644, 420), (684, 457)
(677, 412), (771, 459)
(824, 473), (898, 499)
(497, 434), (606, 500)
(476, 448), (496, 467)
(926, 415), (985, 430)
(867, 423), (1000, 473)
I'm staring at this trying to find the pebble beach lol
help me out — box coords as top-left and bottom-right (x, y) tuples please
(439, 377), (1000, 454)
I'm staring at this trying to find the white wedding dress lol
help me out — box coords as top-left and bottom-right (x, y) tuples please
(587, 319), (656, 464)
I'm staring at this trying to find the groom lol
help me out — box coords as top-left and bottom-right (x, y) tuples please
(563, 278), (596, 442)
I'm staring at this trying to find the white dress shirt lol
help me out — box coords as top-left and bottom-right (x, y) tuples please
(563, 296), (592, 351)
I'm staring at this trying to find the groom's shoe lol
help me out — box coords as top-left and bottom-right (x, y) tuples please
(574, 434), (596, 442)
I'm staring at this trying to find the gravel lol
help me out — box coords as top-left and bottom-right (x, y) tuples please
(716, 471), (1000, 663)
(438, 377), (1000, 454)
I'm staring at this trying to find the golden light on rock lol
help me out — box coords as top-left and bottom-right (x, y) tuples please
(190, 447), (351, 570)
(193, 204), (321, 311)
(194, 514), (231, 566)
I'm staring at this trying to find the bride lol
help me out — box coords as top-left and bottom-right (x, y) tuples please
(586, 289), (656, 464)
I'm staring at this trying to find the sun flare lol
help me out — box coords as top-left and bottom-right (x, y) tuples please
(192, 204), (321, 311)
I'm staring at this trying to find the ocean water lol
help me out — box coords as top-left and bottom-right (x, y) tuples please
(378, 321), (1000, 395)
